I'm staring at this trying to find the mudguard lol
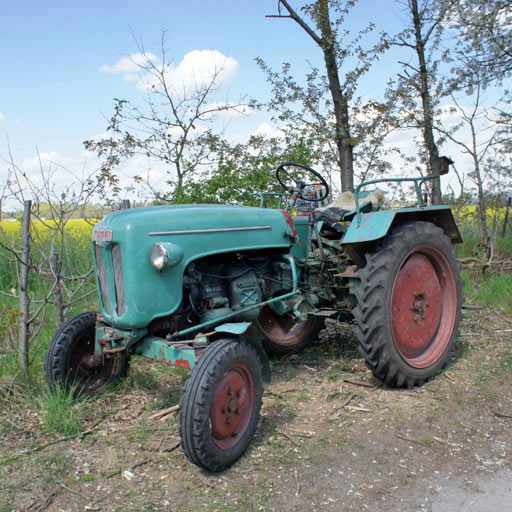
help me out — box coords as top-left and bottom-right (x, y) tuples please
(341, 206), (462, 245)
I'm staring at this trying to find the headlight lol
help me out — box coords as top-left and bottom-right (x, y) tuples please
(150, 243), (168, 270)
(149, 242), (184, 271)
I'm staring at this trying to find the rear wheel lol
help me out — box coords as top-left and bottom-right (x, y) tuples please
(255, 305), (324, 356)
(353, 222), (462, 388)
(44, 312), (129, 395)
(179, 339), (263, 472)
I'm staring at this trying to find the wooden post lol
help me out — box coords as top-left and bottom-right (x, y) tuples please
(51, 252), (65, 326)
(121, 199), (130, 210)
(502, 197), (511, 238)
(19, 200), (31, 373)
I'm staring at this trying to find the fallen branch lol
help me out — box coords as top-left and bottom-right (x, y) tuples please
(161, 440), (181, 453)
(106, 457), (152, 479)
(495, 411), (512, 419)
(276, 429), (300, 446)
(294, 468), (301, 496)
(34, 488), (58, 512)
(342, 378), (374, 388)
(149, 404), (181, 420)
(56, 480), (90, 499)
(346, 405), (370, 413)
(329, 393), (356, 420)
(396, 433), (428, 447)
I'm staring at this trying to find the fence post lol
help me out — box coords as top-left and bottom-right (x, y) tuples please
(19, 200), (31, 373)
(121, 199), (130, 210)
(51, 252), (65, 327)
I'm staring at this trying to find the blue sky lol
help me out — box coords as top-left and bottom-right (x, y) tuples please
(0, 0), (464, 203)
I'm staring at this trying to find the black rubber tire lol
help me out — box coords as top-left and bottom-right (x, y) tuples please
(179, 338), (263, 472)
(44, 312), (129, 395)
(255, 306), (325, 356)
(352, 222), (462, 388)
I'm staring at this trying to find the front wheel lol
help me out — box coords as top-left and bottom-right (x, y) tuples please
(179, 339), (263, 472)
(44, 312), (129, 395)
(353, 222), (462, 388)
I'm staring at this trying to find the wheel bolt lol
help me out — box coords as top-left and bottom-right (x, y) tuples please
(228, 387), (234, 396)
(226, 417), (232, 425)
(221, 406), (227, 414)
(236, 390), (241, 397)
(236, 408), (241, 415)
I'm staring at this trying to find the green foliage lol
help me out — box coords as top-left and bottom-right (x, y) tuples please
(464, 271), (512, 312)
(174, 132), (326, 205)
(36, 383), (89, 437)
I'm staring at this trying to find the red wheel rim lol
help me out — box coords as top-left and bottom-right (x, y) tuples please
(256, 306), (318, 346)
(391, 246), (457, 368)
(210, 364), (255, 449)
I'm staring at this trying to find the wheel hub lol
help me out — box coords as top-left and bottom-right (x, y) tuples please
(211, 367), (253, 447)
(392, 253), (442, 360)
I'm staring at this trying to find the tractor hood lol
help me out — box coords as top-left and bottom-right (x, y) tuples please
(92, 204), (296, 329)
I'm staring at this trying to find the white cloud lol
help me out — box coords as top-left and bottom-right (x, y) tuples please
(0, 112), (5, 121)
(137, 49), (239, 96)
(253, 123), (283, 138)
(21, 151), (73, 173)
(100, 52), (158, 78)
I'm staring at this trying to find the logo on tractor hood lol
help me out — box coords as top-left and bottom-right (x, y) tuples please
(93, 223), (113, 245)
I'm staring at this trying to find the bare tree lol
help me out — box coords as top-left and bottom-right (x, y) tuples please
(0, 151), (104, 371)
(85, 34), (251, 203)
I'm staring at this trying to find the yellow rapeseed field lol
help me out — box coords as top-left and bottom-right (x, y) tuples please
(0, 219), (98, 245)
(0, 219), (99, 281)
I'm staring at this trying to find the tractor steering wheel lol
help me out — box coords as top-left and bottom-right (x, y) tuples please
(276, 162), (330, 202)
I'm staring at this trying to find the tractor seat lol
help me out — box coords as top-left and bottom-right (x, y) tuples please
(311, 207), (349, 225)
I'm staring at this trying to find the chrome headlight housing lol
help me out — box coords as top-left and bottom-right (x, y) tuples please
(149, 242), (184, 271)
(149, 243), (168, 271)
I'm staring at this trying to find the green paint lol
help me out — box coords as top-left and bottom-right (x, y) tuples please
(342, 206), (462, 244)
(214, 322), (253, 335)
(135, 336), (196, 370)
(93, 204), (294, 329)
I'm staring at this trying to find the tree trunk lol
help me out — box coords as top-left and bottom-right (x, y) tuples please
(411, 0), (442, 204)
(278, 0), (354, 193)
(19, 200), (31, 373)
(51, 252), (65, 327)
(316, 0), (354, 192)
(502, 197), (511, 237)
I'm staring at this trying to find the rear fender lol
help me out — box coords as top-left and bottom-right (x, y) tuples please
(341, 206), (462, 246)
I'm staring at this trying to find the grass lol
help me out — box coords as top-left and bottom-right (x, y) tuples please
(35, 383), (90, 437)
(462, 270), (512, 312)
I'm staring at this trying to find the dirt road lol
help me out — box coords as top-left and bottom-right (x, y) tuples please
(1, 308), (510, 511)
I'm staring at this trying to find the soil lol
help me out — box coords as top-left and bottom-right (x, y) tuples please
(1, 308), (511, 512)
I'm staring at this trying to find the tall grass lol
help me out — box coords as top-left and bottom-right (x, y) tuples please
(36, 383), (90, 436)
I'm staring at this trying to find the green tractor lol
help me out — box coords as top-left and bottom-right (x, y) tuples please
(45, 162), (462, 471)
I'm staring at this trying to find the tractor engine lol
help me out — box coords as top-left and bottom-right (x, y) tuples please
(182, 252), (288, 326)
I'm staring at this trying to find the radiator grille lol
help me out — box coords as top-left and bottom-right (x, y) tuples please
(95, 245), (112, 314)
(111, 244), (125, 316)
